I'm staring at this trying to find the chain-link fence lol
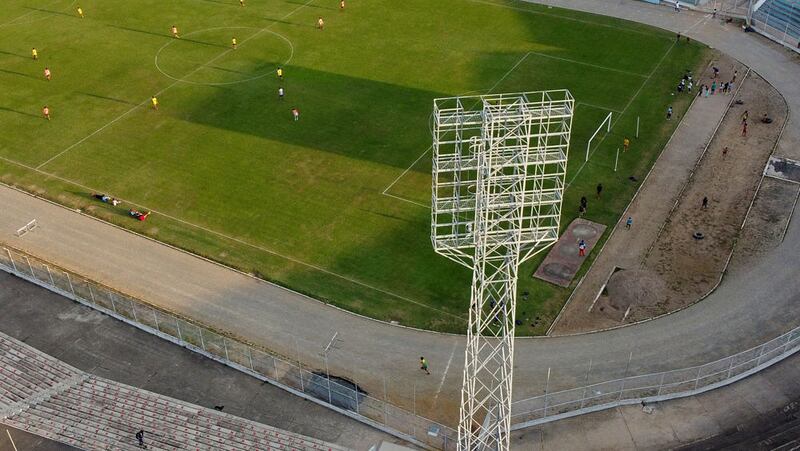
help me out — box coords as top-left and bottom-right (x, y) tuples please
(510, 324), (800, 429)
(0, 245), (457, 451)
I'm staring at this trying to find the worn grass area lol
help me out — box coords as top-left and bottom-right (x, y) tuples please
(0, 0), (709, 333)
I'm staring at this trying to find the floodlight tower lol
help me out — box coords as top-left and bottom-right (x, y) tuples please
(431, 91), (574, 451)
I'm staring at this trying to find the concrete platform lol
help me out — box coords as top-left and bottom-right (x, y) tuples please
(533, 219), (606, 287)
(764, 156), (800, 184)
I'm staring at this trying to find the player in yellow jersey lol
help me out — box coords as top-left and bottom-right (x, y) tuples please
(276, 67), (283, 80)
(77, 6), (84, 18)
(623, 137), (630, 152)
(317, 17), (324, 30)
(171, 25), (180, 39)
(240, 0), (245, 6)
(232, 37), (237, 49)
(151, 96), (158, 110)
(32, 48), (38, 60)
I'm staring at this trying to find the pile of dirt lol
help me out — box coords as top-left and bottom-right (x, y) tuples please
(605, 269), (667, 311)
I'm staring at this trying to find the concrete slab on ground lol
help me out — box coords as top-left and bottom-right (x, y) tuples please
(764, 156), (800, 184)
(533, 219), (606, 287)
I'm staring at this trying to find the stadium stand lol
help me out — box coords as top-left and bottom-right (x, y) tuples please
(753, 0), (800, 39)
(0, 333), (349, 451)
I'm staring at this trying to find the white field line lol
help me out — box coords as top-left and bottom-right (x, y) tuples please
(525, 51), (648, 78)
(36, 0), (316, 170)
(432, 342), (459, 405)
(566, 41), (677, 187)
(468, 0), (674, 40)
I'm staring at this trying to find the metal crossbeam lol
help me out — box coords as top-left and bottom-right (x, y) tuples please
(431, 91), (574, 450)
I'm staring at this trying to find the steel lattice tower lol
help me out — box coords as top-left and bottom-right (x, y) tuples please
(431, 91), (574, 451)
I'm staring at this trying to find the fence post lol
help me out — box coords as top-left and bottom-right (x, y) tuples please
(247, 346), (255, 371)
(618, 351), (633, 401)
(693, 367), (702, 391)
(223, 338), (230, 361)
(756, 343), (767, 366)
(383, 377), (388, 425)
(108, 291), (117, 313)
(87, 283), (96, 304)
(273, 356), (279, 380)
(782, 332), (794, 354)
(45, 265), (54, 286)
(656, 372), (666, 396)
(294, 337), (304, 392)
(580, 359), (592, 409)
(153, 309), (159, 331)
(176, 318), (183, 341)
(23, 257), (34, 279)
(726, 356), (735, 379)
(354, 373), (360, 415)
(129, 299), (137, 322)
(325, 355), (333, 405)
(6, 249), (17, 272)
(543, 367), (551, 418)
(66, 272), (76, 297)
(198, 326), (206, 351)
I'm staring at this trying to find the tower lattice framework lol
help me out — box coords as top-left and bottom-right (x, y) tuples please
(431, 91), (574, 451)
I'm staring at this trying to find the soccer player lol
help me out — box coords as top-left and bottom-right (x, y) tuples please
(340, 0), (345, 10)
(44, 67), (51, 81)
(276, 67), (283, 80)
(317, 17), (324, 30)
(171, 25), (180, 39)
(240, 0), (245, 5)
(151, 96), (159, 110)
(77, 6), (84, 18)
(32, 48), (38, 60)
(278, 87), (284, 100)
(232, 37), (237, 49)
(42, 105), (50, 120)
(623, 137), (630, 152)
(291, 107), (299, 121)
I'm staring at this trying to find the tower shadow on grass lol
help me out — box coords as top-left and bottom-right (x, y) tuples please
(0, 106), (40, 118)
(0, 68), (39, 80)
(0, 50), (30, 59)
(184, 65), (445, 172)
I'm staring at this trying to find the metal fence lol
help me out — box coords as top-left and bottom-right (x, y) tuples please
(0, 245), (457, 451)
(510, 325), (800, 429)
(750, 0), (800, 53)
(6, 242), (800, 443)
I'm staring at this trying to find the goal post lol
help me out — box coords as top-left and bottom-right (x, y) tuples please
(585, 111), (612, 162)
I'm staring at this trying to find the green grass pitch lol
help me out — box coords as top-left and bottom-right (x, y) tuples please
(0, 0), (709, 334)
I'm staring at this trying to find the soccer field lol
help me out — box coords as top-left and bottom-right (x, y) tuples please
(0, 0), (709, 334)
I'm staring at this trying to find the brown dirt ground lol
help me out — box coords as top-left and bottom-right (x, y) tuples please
(593, 72), (788, 322)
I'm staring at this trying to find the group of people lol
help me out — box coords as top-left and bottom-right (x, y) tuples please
(91, 193), (151, 222)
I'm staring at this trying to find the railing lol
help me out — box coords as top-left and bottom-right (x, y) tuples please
(6, 241), (800, 440)
(0, 245), (456, 451)
(751, 0), (800, 52)
(510, 325), (800, 429)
